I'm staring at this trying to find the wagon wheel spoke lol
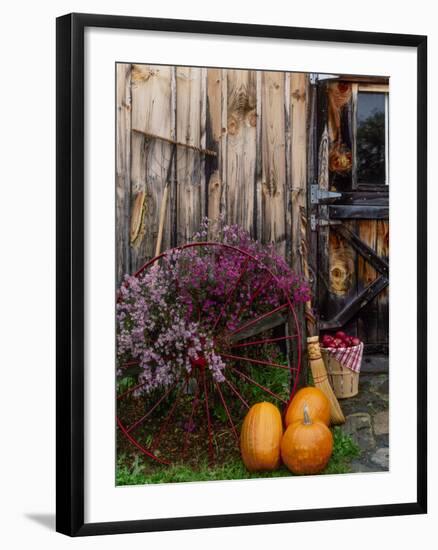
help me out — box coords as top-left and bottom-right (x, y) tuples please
(181, 374), (202, 459)
(120, 359), (139, 369)
(230, 334), (298, 349)
(221, 353), (297, 371)
(285, 299), (303, 399)
(150, 381), (187, 452)
(214, 381), (239, 443)
(222, 374), (250, 409)
(117, 379), (148, 401)
(230, 366), (288, 404)
(126, 381), (179, 434)
(116, 417), (170, 465)
(228, 303), (289, 339)
(202, 369), (215, 463)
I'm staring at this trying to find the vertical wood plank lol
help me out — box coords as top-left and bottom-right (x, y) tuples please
(316, 82), (330, 326)
(357, 220), (378, 343)
(351, 83), (359, 189)
(169, 67), (177, 247)
(327, 81), (354, 192)
(176, 67), (203, 243)
(261, 71), (286, 256)
(376, 220), (389, 344)
(200, 68), (207, 225)
(220, 69), (228, 218)
(255, 71), (263, 242)
(284, 72), (292, 267)
(290, 73), (308, 275)
(307, 79), (319, 311)
(130, 64), (173, 270)
(116, 63), (132, 285)
(226, 70), (257, 234)
(206, 68), (223, 232)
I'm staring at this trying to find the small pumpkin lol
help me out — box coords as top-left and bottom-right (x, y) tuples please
(284, 386), (330, 427)
(240, 402), (283, 472)
(281, 404), (333, 475)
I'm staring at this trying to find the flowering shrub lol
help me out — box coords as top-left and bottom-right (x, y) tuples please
(117, 219), (310, 396)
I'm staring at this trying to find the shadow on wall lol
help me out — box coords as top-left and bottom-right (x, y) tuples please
(25, 513), (55, 531)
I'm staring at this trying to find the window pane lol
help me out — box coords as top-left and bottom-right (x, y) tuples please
(357, 92), (386, 184)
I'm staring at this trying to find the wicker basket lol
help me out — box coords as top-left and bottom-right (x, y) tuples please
(321, 346), (362, 399)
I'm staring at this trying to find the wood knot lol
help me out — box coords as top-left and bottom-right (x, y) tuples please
(227, 115), (239, 136)
(247, 110), (257, 127)
(292, 89), (305, 101)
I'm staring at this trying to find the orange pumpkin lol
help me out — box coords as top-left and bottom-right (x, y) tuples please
(284, 386), (330, 427)
(281, 405), (333, 475)
(240, 402), (283, 472)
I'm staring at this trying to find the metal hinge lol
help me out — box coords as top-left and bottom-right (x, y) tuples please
(310, 184), (342, 204)
(310, 214), (342, 231)
(309, 73), (340, 85)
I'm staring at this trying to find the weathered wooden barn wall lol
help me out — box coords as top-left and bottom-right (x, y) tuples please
(116, 64), (388, 348)
(116, 63), (309, 281)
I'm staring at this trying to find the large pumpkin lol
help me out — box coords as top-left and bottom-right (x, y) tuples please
(240, 402), (283, 472)
(281, 405), (333, 475)
(284, 386), (330, 427)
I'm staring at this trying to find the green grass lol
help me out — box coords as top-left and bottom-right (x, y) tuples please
(116, 426), (360, 485)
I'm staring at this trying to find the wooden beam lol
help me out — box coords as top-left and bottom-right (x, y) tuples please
(327, 191), (389, 206)
(320, 275), (388, 330)
(358, 83), (389, 93)
(329, 205), (389, 220)
(333, 224), (389, 277)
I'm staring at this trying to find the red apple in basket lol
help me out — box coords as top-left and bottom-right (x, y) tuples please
(351, 337), (361, 347)
(335, 331), (347, 341)
(332, 338), (344, 349)
(322, 335), (333, 347)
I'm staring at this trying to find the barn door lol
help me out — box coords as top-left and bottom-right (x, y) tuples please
(309, 76), (389, 352)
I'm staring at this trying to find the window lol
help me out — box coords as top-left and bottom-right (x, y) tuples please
(356, 87), (389, 185)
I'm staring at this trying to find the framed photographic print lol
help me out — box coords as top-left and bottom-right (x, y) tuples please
(56, 13), (427, 536)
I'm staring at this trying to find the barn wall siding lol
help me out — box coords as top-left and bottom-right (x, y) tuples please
(116, 65), (310, 280)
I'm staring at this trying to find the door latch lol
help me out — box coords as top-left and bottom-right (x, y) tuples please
(310, 214), (342, 231)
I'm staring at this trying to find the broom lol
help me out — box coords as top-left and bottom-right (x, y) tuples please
(300, 209), (345, 425)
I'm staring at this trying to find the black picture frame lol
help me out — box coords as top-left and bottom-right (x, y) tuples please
(56, 12), (427, 537)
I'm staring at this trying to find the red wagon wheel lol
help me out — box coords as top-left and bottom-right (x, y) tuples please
(116, 242), (302, 466)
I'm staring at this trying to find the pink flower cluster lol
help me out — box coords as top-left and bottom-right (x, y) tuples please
(116, 219), (310, 395)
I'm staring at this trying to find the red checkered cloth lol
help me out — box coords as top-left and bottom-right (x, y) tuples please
(321, 342), (364, 373)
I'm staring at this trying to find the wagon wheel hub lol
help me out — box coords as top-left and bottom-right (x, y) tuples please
(190, 355), (207, 371)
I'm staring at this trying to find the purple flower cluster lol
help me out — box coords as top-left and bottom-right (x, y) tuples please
(116, 219), (310, 395)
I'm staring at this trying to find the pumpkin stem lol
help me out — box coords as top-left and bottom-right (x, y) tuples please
(303, 403), (312, 425)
